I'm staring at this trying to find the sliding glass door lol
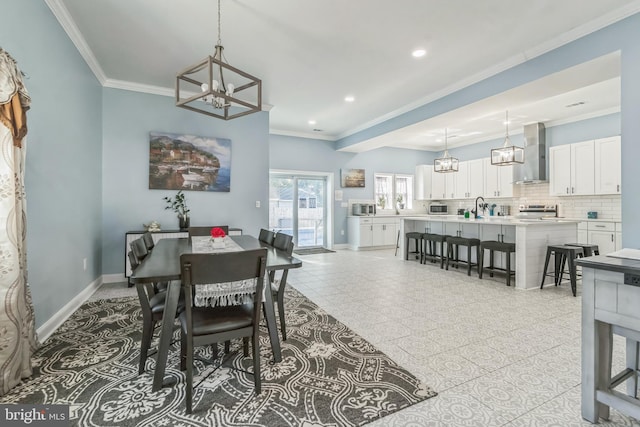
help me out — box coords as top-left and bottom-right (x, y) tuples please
(269, 173), (327, 248)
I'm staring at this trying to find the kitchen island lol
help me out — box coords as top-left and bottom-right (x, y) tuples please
(400, 215), (578, 290)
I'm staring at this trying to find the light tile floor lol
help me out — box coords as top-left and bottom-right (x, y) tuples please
(285, 248), (640, 427)
(94, 248), (639, 426)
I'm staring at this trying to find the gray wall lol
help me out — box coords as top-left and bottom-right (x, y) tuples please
(1, 0), (103, 328)
(102, 89), (269, 274)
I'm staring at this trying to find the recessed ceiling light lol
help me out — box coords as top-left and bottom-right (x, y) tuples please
(344, 96), (355, 102)
(308, 120), (316, 125)
(412, 49), (426, 58)
(435, 138), (443, 143)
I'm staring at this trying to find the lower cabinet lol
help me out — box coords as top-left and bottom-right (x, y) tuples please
(348, 217), (399, 249)
(576, 221), (621, 255)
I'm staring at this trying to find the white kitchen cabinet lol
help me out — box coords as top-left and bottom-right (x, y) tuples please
(445, 172), (456, 199)
(454, 159), (484, 199)
(415, 165), (433, 199)
(431, 170), (446, 200)
(587, 222), (618, 255)
(549, 140), (595, 196)
(373, 218), (398, 246)
(348, 217), (399, 249)
(594, 136), (621, 195)
(577, 222), (588, 244)
(444, 222), (480, 263)
(484, 158), (513, 198)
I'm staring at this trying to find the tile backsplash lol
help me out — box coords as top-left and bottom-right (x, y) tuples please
(417, 182), (621, 221)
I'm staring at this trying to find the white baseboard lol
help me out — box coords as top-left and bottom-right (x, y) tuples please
(36, 276), (103, 343)
(332, 243), (350, 250)
(102, 273), (127, 284)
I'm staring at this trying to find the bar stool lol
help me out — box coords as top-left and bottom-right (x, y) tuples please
(565, 243), (600, 257)
(405, 232), (423, 262)
(478, 240), (516, 286)
(422, 233), (448, 269)
(445, 236), (481, 276)
(540, 244), (584, 296)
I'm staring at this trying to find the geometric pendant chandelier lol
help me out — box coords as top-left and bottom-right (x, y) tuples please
(491, 110), (524, 166)
(434, 128), (459, 173)
(176, 0), (262, 120)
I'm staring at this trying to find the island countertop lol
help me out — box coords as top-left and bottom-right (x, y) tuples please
(401, 216), (578, 290)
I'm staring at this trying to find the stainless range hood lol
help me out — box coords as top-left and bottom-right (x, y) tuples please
(513, 123), (546, 184)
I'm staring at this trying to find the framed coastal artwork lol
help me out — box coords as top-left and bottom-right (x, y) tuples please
(148, 131), (231, 192)
(341, 168), (365, 187)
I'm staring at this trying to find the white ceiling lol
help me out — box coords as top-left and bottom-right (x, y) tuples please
(49, 0), (639, 151)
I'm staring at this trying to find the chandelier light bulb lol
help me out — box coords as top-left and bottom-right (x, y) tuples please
(226, 83), (235, 96)
(201, 83), (209, 92)
(211, 80), (219, 91)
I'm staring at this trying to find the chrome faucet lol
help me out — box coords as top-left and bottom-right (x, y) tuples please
(473, 196), (486, 219)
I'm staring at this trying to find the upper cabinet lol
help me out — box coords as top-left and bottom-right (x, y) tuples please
(550, 136), (620, 197)
(550, 141), (595, 196)
(594, 136), (621, 195)
(484, 158), (513, 198)
(431, 168), (446, 199)
(415, 164), (433, 199)
(454, 159), (484, 199)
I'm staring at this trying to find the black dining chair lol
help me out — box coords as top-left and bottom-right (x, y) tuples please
(187, 225), (229, 237)
(129, 251), (184, 375)
(142, 232), (155, 251)
(258, 228), (275, 246)
(179, 248), (267, 414)
(270, 233), (294, 341)
(130, 238), (149, 264)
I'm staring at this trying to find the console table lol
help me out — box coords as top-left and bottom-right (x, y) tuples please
(578, 253), (640, 423)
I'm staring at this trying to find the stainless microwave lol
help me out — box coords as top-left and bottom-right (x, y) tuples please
(429, 204), (448, 215)
(352, 203), (376, 216)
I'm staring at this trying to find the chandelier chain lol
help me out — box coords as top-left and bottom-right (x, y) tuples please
(217, 0), (222, 46)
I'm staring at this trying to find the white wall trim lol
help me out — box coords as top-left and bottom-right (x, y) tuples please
(36, 276), (103, 343)
(332, 243), (349, 250)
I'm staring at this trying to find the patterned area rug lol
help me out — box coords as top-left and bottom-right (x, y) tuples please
(0, 288), (436, 426)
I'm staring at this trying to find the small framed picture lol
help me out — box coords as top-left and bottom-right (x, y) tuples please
(341, 169), (365, 187)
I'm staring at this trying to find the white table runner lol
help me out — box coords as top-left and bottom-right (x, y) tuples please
(190, 236), (262, 307)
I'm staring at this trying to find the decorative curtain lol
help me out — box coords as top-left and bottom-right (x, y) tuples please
(0, 48), (38, 396)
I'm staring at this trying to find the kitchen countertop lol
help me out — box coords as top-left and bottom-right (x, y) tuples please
(401, 215), (579, 226)
(576, 253), (640, 275)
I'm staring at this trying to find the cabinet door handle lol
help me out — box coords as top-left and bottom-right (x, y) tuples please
(498, 233), (501, 241)
(617, 184), (620, 192)
(566, 187), (569, 194)
(594, 225), (605, 228)
(370, 226), (373, 231)
(571, 187), (574, 194)
(611, 234), (614, 242)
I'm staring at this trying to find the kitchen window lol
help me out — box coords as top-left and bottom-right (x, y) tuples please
(374, 173), (413, 210)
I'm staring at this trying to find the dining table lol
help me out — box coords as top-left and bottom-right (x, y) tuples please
(129, 234), (303, 391)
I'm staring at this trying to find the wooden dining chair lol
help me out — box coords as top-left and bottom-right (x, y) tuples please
(130, 238), (149, 264)
(270, 233), (294, 341)
(142, 232), (155, 251)
(179, 248), (267, 414)
(258, 228), (275, 245)
(187, 225), (229, 237)
(129, 251), (184, 375)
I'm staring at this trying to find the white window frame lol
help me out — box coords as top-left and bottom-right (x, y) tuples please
(374, 173), (414, 211)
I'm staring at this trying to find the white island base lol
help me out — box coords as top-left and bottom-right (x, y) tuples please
(400, 216), (578, 290)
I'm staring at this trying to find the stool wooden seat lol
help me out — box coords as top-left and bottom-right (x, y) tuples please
(478, 240), (516, 286)
(422, 233), (449, 268)
(405, 232), (423, 262)
(540, 244), (584, 296)
(445, 236), (481, 276)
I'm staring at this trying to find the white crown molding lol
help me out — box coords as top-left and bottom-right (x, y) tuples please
(269, 128), (337, 142)
(336, 1), (640, 142)
(103, 78), (175, 97)
(543, 106), (621, 129)
(45, 0), (107, 85)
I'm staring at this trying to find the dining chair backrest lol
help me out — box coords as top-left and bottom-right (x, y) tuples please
(128, 250), (140, 271)
(188, 225), (229, 237)
(130, 238), (149, 262)
(273, 233), (294, 254)
(142, 232), (155, 251)
(258, 228), (275, 246)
